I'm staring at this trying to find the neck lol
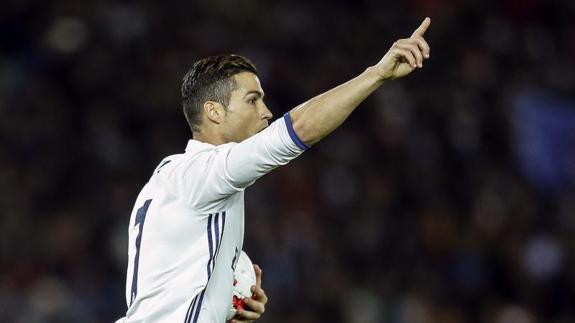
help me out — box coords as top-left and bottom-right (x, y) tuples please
(192, 129), (226, 146)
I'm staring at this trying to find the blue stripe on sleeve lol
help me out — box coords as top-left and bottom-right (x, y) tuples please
(283, 112), (309, 150)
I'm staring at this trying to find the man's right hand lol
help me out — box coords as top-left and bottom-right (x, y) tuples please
(228, 265), (267, 323)
(375, 17), (431, 80)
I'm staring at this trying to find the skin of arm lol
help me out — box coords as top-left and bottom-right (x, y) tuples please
(226, 18), (432, 323)
(290, 17), (431, 147)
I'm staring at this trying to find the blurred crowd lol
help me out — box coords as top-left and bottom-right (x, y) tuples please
(1, 0), (574, 322)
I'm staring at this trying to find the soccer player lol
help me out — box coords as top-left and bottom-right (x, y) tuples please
(117, 18), (431, 323)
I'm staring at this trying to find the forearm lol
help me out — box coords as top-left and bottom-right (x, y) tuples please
(289, 66), (384, 146)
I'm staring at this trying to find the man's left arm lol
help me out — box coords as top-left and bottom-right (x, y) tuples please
(228, 265), (268, 323)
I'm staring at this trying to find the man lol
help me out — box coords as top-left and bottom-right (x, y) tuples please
(118, 18), (431, 323)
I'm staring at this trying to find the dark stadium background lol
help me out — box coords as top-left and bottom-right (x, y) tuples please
(1, 0), (574, 322)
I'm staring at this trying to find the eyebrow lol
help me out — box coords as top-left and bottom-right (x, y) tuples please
(243, 90), (265, 99)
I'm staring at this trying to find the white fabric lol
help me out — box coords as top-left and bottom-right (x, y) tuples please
(117, 116), (305, 323)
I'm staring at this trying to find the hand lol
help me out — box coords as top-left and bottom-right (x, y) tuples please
(375, 17), (431, 80)
(228, 265), (268, 323)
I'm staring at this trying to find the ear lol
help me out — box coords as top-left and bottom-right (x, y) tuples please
(203, 101), (226, 124)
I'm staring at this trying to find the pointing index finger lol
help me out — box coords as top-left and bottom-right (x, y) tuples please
(412, 17), (431, 37)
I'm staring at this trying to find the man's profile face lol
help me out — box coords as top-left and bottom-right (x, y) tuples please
(221, 72), (273, 143)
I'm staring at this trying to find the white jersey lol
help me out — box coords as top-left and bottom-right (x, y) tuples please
(117, 113), (307, 323)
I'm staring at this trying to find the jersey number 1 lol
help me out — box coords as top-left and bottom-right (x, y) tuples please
(130, 199), (152, 306)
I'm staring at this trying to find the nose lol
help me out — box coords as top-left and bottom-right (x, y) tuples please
(261, 104), (273, 120)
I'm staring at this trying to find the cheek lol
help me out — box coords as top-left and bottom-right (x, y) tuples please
(235, 107), (258, 128)
(225, 107), (257, 140)
(239, 114), (258, 135)
(235, 111), (254, 130)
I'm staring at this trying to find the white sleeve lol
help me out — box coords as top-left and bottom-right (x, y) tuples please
(220, 112), (309, 189)
(157, 113), (308, 211)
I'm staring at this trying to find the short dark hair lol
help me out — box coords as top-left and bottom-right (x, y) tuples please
(181, 54), (257, 132)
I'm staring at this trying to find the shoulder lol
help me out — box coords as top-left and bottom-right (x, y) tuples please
(152, 140), (238, 179)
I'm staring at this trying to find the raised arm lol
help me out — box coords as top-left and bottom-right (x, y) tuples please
(290, 17), (431, 146)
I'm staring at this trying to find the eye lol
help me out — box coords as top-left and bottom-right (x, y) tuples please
(248, 97), (257, 104)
